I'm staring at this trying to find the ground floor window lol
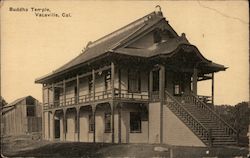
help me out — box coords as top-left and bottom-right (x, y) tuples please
(130, 112), (141, 133)
(104, 113), (111, 133)
(89, 114), (94, 132)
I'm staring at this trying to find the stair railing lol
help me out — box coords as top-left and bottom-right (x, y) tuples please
(165, 90), (211, 146)
(183, 93), (237, 138)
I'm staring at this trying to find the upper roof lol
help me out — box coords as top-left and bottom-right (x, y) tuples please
(35, 9), (226, 83)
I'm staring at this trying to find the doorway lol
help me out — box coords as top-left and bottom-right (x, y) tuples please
(54, 119), (60, 139)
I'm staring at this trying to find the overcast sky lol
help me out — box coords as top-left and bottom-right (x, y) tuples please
(1, 1), (249, 105)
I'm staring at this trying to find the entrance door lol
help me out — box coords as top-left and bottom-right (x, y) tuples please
(54, 119), (60, 139)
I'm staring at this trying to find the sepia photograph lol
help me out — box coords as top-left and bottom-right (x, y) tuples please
(1, 1), (249, 157)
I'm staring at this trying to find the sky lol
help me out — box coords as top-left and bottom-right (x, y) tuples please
(1, 1), (249, 105)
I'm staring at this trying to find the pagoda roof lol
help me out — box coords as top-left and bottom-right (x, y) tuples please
(35, 10), (226, 83)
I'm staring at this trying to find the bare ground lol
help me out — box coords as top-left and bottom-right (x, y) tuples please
(1, 135), (249, 158)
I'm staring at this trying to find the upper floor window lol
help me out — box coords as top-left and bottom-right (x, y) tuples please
(104, 112), (111, 133)
(152, 70), (159, 91)
(128, 69), (141, 93)
(153, 29), (162, 43)
(88, 76), (93, 94)
(104, 71), (111, 91)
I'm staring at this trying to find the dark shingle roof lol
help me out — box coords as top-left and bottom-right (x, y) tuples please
(35, 10), (226, 83)
(35, 12), (165, 83)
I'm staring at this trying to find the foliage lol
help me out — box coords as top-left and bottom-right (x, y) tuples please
(215, 102), (249, 136)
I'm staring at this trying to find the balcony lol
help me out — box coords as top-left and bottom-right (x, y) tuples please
(44, 89), (149, 110)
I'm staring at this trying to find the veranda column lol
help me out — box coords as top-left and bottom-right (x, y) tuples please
(92, 105), (96, 143)
(92, 69), (96, 143)
(159, 65), (165, 144)
(76, 75), (80, 104)
(149, 70), (153, 99)
(76, 107), (80, 141)
(111, 62), (115, 143)
(63, 109), (66, 141)
(118, 104), (122, 144)
(118, 68), (121, 98)
(47, 86), (50, 108)
(63, 80), (66, 106)
(92, 69), (95, 101)
(52, 83), (55, 106)
(51, 111), (55, 141)
(192, 68), (198, 95)
(211, 73), (214, 105)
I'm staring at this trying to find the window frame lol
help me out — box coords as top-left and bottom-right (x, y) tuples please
(128, 69), (141, 93)
(104, 112), (111, 133)
(88, 114), (94, 133)
(130, 112), (142, 133)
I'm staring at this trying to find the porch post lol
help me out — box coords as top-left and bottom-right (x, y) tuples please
(192, 68), (198, 95)
(92, 69), (95, 101)
(159, 65), (165, 144)
(211, 73), (214, 105)
(63, 80), (66, 106)
(48, 111), (50, 139)
(51, 110), (55, 141)
(63, 109), (67, 141)
(111, 62), (115, 143)
(118, 68), (121, 98)
(118, 104), (122, 144)
(92, 105), (96, 143)
(76, 75), (79, 104)
(111, 62), (115, 99)
(52, 83), (55, 106)
(111, 101), (115, 143)
(76, 107), (80, 141)
(47, 87), (50, 108)
(149, 70), (153, 99)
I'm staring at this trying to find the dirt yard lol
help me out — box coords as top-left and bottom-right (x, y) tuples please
(1, 135), (249, 158)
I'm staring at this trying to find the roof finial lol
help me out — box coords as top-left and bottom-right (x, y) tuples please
(155, 5), (161, 12)
(155, 5), (163, 16)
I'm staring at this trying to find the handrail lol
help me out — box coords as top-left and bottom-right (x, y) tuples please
(187, 93), (237, 135)
(165, 90), (210, 144)
(44, 89), (149, 110)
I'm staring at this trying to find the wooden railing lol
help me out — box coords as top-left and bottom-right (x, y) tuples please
(150, 91), (160, 101)
(43, 89), (149, 110)
(165, 90), (211, 145)
(197, 95), (212, 104)
(115, 89), (149, 101)
(182, 93), (237, 138)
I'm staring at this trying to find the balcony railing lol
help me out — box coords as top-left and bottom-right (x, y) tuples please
(43, 89), (149, 110)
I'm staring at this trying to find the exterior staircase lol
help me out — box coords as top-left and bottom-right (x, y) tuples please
(165, 91), (238, 147)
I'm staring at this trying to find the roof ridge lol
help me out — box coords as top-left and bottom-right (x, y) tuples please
(87, 11), (160, 48)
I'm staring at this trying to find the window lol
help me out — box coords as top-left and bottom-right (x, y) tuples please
(104, 113), (111, 133)
(130, 112), (141, 133)
(27, 106), (35, 117)
(153, 29), (162, 43)
(152, 70), (159, 91)
(75, 114), (77, 133)
(88, 77), (93, 94)
(128, 70), (141, 93)
(174, 84), (180, 95)
(104, 71), (111, 91)
(89, 114), (94, 132)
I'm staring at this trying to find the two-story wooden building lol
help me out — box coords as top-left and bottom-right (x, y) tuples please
(35, 8), (237, 147)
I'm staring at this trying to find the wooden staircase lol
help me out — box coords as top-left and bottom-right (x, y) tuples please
(165, 91), (238, 147)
